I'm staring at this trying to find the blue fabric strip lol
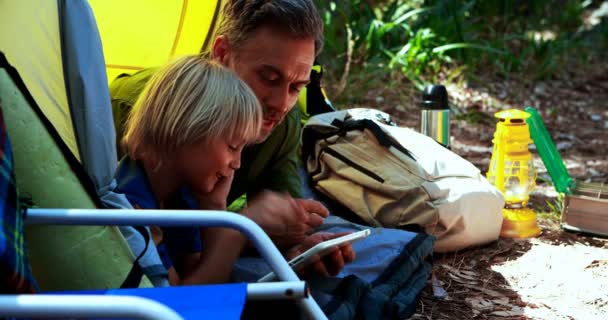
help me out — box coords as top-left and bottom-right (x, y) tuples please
(50, 283), (248, 320)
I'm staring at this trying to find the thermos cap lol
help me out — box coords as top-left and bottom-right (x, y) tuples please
(420, 85), (449, 110)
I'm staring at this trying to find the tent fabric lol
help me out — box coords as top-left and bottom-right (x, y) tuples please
(88, 0), (222, 84)
(57, 1), (169, 286)
(1, 0), (162, 290)
(0, 0), (80, 161)
(0, 52), (101, 209)
(0, 53), (154, 290)
(57, 0), (128, 209)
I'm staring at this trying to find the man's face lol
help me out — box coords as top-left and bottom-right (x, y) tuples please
(214, 26), (315, 141)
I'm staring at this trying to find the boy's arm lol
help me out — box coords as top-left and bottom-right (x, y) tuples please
(174, 228), (246, 285)
(172, 174), (247, 285)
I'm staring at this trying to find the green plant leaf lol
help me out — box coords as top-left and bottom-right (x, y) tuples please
(393, 7), (430, 25)
(432, 43), (506, 55)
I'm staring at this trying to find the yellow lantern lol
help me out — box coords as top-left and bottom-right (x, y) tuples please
(487, 109), (541, 238)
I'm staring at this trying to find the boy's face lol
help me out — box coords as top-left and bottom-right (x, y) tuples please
(214, 25), (315, 141)
(174, 136), (246, 195)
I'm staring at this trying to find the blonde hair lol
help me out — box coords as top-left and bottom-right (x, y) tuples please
(123, 55), (262, 161)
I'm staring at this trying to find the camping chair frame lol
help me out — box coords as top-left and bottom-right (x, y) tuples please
(17, 208), (327, 320)
(0, 295), (183, 320)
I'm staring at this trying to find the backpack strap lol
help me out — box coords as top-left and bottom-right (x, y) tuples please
(301, 123), (341, 162)
(119, 226), (150, 288)
(302, 116), (417, 164)
(331, 118), (416, 160)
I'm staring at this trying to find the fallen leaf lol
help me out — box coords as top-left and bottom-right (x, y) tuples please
(491, 297), (511, 306)
(447, 272), (479, 285)
(489, 308), (524, 317)
(585, 260), (608, 269)
(465, 296), (494, 311)
(459, 269), (479, 277)
(441, 264), (481, 281)
(432, 274), (449, 299)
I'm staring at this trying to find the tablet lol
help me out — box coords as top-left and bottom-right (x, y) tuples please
(258, 229), (371, 282)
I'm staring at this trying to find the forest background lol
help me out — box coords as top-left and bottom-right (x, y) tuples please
(315, 0), (608, 214)
(313, 1), (608, 318)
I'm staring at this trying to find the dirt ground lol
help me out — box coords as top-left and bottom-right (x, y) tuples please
(358, 55), (608, 185)
(410, 222), (608, 320)
(332, 53), (608, 319)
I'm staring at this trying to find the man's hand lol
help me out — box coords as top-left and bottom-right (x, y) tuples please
(286, 232), (356, 277)
(241, 191), (329, 249)
(294, 198), (329, 229)
(196, 173), (234, 210)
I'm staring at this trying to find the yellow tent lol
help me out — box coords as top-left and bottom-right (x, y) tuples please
(0, 0), (221, 291)
(89, 0), (222, 84)
(89, 0), (334, 122)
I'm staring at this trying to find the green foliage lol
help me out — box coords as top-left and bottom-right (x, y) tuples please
(315, 0), (605, 102)
(537, 193), (565, 222)
(546, 193), (565, 217)
(227, 194), (247, 212)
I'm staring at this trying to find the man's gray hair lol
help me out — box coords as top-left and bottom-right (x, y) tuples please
(215, 0), (324, 56)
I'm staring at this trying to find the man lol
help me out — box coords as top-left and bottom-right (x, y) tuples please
(111, 0), (353, 280)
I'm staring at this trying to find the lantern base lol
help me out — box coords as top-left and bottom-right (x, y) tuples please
(500, 207), (541, 238)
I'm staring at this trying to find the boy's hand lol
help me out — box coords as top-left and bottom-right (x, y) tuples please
(196, 173), (234, 210)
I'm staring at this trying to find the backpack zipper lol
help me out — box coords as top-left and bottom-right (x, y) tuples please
(321, 147), (385, 183)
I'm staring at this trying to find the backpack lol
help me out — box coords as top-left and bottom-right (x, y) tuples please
(302, 108), (505, 252)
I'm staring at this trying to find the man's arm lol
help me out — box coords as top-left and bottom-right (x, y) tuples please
(111, 99), (131, 157)
(109, 68), (158, 157)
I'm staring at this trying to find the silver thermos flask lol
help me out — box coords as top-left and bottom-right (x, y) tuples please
(420, 84), (450, 147)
